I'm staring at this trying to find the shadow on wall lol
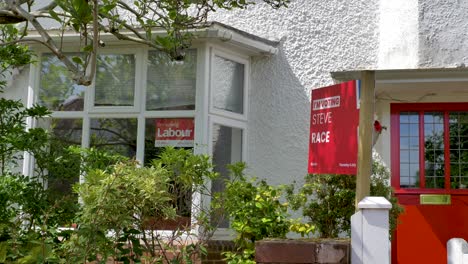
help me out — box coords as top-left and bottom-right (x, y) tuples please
(247, 41), (311, 187)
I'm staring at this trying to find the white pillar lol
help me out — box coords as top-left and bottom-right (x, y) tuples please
(447, 238), (468, 264)
(351, 196), (392, 264)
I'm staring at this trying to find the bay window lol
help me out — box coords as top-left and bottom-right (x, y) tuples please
(26, 43), (251, 231)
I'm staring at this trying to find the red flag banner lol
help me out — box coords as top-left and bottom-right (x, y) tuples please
(308, 80), (360, 175)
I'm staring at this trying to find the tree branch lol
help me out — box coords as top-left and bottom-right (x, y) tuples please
(10, 3), (91, 85)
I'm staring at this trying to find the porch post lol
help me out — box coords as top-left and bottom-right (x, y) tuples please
(355, 71), (375, 209)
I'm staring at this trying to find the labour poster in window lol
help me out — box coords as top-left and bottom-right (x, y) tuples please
(308, 80), (360, 175)
(155, 118), (194, 147)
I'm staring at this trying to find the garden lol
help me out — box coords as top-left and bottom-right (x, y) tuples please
(0, 35), (401, 264)
(0, 93), (401, 263)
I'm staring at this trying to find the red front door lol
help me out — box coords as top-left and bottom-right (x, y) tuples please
(391, 103), (468, 264)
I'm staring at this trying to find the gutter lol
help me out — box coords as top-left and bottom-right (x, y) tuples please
(25, 22), (279, 56)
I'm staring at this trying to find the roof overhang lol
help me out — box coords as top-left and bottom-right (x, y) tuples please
(331, 68), (468, 95)
(26, 21), (279, 56)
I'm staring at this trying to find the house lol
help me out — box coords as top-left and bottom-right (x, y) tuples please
(4, 0), (468, 263)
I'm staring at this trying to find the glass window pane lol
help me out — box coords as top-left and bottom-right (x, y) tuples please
(39, 54), (85, 111)
(409, 137), (420, 149)
(409, 124), (419, 137)
(143, 118), (195, 227)
(399, 112), (420, 189)
(450, 112), (468, 189)
(211, 124), (243, 227)
(408, 113), (419, 123)
(212, 56), (244, 114)
(90, 118), (137, 157)
(144, 118), (195, 165)
(400, 124), (410, 136)
(94, 54), (136, 106)
(36, 118), (82, 222)
(146, 50), (196, 110)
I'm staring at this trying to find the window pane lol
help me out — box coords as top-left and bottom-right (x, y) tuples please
(39, 54), (85, 111)
(212, 56), (244, 114)
(90, 118), (137, 157)
(211, 124), (243, 227)
(143, 118), (195, 228)
(144, 118), (195, 165)
(94, 54), (135, 106)
(424, 112), (445, 189)
(146, 50), (196, 110)
(399, 112), (419, 188)
(36, 118), (82, 224)
(449, 112), (468, 189)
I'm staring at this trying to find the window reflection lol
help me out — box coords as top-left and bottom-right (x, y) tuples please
(212, 56), (244, 114)
(94, 54), (136, 106)
(39, 54), (85, 111)
(211, 124), (243, 227)
(146, 50), (196, 110)
(449, 112), (468, 189)
(400, 112), (419, 188)
(424, 112), (445, 188)
(90, 118), (137, 157)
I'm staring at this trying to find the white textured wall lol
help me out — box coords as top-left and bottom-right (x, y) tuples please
(209, 0), (380, 185)
(418, 0), (468, 67)
(378, 0), (419, 68)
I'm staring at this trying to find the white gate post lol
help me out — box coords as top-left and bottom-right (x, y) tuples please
(351, 196), (392, 264)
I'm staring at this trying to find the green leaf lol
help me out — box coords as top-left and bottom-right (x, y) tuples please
(72, 56), (83, 65)
(49, 10), (61, 22)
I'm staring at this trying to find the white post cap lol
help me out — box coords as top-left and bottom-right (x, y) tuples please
(358, 196), (392, 209)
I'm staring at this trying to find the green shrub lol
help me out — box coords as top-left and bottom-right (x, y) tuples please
(288, 158), (403, 239)
(65, 147), (219, 263)
(213, 163), (291, 264)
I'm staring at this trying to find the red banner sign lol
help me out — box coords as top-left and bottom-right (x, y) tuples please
(308, 80), (360, 175)
(155, 118), (194, 147)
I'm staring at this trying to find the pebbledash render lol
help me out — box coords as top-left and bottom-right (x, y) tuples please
(5, 0), (468, 263)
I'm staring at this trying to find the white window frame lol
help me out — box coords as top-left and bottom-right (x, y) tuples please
(24, 45), (202, 176)
(206, 46), (250, 238)
(209, 47), (250, 122)
(89, 48), (144, 113)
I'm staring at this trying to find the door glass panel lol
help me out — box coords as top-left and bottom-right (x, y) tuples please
(90, 118), (137, 157)
(424, 112), (445, 188)
(146, 50), (196, 110)
(94, 54), (136, 106)
(212, 56), (244, 114)
(449, 112), (468, 189)
(39, 54), (86, 111)
(400, 112), (419, 188)
(211, 124), (243, 227)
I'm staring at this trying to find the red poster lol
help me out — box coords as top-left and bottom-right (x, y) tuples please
(155, 118), (194, 147)
(308, 80), (360, 175)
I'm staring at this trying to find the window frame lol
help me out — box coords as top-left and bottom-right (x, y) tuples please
(89, 48), (144, 113)
(25, 45), (202, 177)
(209, 47), (250, 122)
(391, 102), (468, 195)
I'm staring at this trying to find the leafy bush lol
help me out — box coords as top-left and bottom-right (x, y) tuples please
(213, 163), (291, 264)
(65, 147), (219, 263)
(288, 157), (403, 239)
